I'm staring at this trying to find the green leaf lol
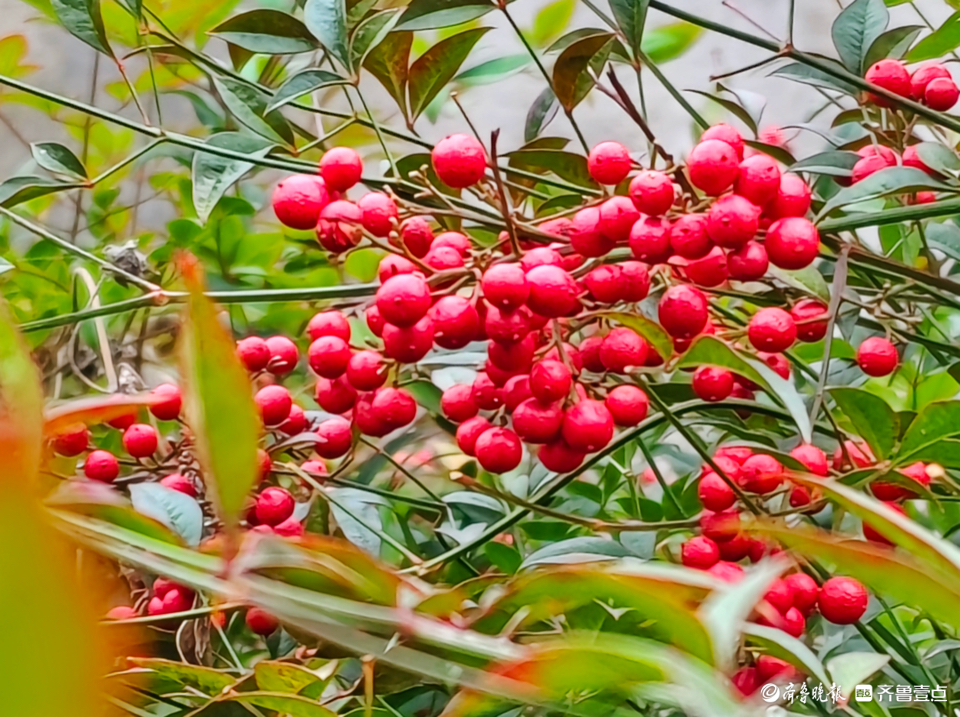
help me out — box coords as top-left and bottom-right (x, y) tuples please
(789, 150), (859, 177)
(364, 31), (412, 119)
(128, 658), (236, 695)
(915, 141), (960, 175)
(255, 661), (329, 694)
(532, 0), (576, 48)
(817, 166), (954, 218)
(676, 335), (812, 443)
(831, 0), (888, 73)
(179, 259), (262, 542)
(767, 264), (830, 301)
(828, 387), (898, 459)
(606, 312), (673, 361)
(863, 24), (922, 68)
(507, 148), (593, 187)
(403, 379), (441, 414)
(212, 76), (295, 145)
(642, 22), (701, 64)
(826, 652), (890, 701)
(524, 87), (558, 142)
(266, 69), (346, 112)
(115, 0), (140, 18)
(210, 10), (318, 54)
(521, 536), (636, 568)
(0, 176), (76, 207)
(927, 221), (960, 261)
(408, 27), (491, 121)
(898, 400), (960, 460)
(50, 0), (112, 56)
(772, 60), (859, 94)
(31, 142), (87, 180)
(192, 132), (273, 224)
(234, 691), (337, 716)
(609, 0), (648, 57)
(47, 484), (182, 545)
(689, 90), (757, 134)
(552, 32), (614, 111)
(129, 483), (203, 548)
(395, 0), (493, 31)
(349, 9), (400, 73)
(907, 11), (960, 62)
(304, 0), (350, 69)
(743, 624), (832, 688)
(455, 54), (529, 86)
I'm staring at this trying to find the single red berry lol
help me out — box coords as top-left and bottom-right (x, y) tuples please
(669, 213), (710, 259)
(358, 192), (398, 237)
(858, 144), (899, 164)
(432, 134), (487, 188)
(376, 273), (431, 328)
(584, 265), (622, 304)
(535, 439), (583, 472)
(604, 385), (648, 427)
(279, 404), (307, 436)
(597, 195), (639, 243)
(488, 334), (536, 373)
(708, 560), (745, 582)
(246, 607), (280, 636)
(790, 444), (829, 476)
(53, 424), (89, 457)
(512, 398), (564, 444)
(255, 385), (293, 426)
(484, 305), (530, 343)
(768, 173), (812, 218)
(717, 533), (751, 561)
(740, 453), (783, 494)
(731, 667), (759, 698)
(619, 261), (651, 302)
(474, 427), (523, 473)
(910, 63), (951, 99)
(302, 460), (327, 476)
(272, 175), (329, 230)
(84, 450), (119, 482)
(383, 316), (435, 363)
(432, 231), (472, 256)
(763, 579), (795, 614)
(715, 446), (753, 464)
(442, 385), (479, 422)
(107, 410), (137, 431)
(735, 154), (781, 206)
(925, 76), (960, 111)
(698, 471), (736, 511)
(378, 254), (417, 283)
(482, 264), (529, 311)
(308, 335), (351, 378)
(562, 400), (614, 453)
(700, 123), (744, 159)
(256, 486), (295, 527)
(503, 375), (532, 412)
(599, 328), (648, 373)
(315, 376), (357, 414)
(629, 170), (674, 215)
(781, 574), (818, 615)
(681, 536), (720, 569)
(629, 216), (673, 263)
(765, 217), (820, 270)
(706, 194), (760, 249)
(756, 655), (795, 682)
(237, 336), (271, 372)
(123, 424), (158, 458)
(521, 246), (563, 272)
(160, 473), (196, 496)
(687, 139), (739, 195)
(658, 285), (708, 339)
(790, 299), (828, 342)
(587, 141), (631, 185)
(781, 606), (805, 637)
(306, 311), (350, 343)
(264, 335), (299, 375)
(727, 241), (769, 281)
(429, 296), (480, 349)
(692, 366), (734, 402)
(371, 387), (418, 431)
(578, 335), (605, 373)
(317, 200), (363, 253)
(425, 245), (465, 272)
(525, 265), (579, 318)
(529, 360), (572, 403)
(456, 416), (491, 456)
(818, 576), (868, 624)
(902, 145), (937, 177)
(314, 417), (353, 458)
(857, 336), (898, 377)
(320, 147), (362, 191)
(569, 205), (615, 257)
(851, 153), (892, 184)
(833, 440), (875, 472)
(865, 59), (911, 106)
(748, 307), (796, 352)
(684, 246), (729, 287)
(472, 373), (504, 410)
(790, 485), (814, 508)
(398, 217), (434, 257)
(759, 351), (791, 380)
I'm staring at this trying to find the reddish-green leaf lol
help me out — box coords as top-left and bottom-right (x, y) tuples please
(408, 28), (491, 120)
(552, 32), (614, 111)
(364, 31), (413, 119)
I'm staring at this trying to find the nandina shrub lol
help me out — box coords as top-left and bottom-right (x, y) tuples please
(3, 0), (960, 715)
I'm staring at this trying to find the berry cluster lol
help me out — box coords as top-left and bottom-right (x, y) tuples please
(865, 59), (959, 112)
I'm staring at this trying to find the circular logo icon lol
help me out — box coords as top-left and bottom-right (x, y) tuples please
(760, 684), (780, 702)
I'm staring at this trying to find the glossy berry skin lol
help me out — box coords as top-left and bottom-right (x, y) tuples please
(474, 427), (523, 473)
(84, 450), (119, 482)
(629, 170), (674, 215)
(376, 273), (431, 328)
(482, 264), (529, 311)
(587, 141), (631, 185)
(265, 336), (299, 375)
(684, 247), (728, 287)
(735, 154), (781, 206)
(525, 265), (579, 318)
(851, 154), (891, 184)
(681, 536), (720, 569)
(781, 607), (805, 638)
(371, 387), (417, 431)
(857, 337), (898, 377)
(347, 350), (388, 391)
(925, 76), (960, 111)
(604, 385), (649, 426)
(429, 296), (479, 349)
(784, 573), (819, 615)
(658, 285), (708, 339)
(598, 196), (639, 243)
(315, 376), (357, 414)
(512, 399), (564, 444)
(700, 123), (744, 159)
(708, 560), (744, 583)
(740, 454), (783, 494)
(320, 147), (362, 191)
(619, 261), (651, 302)
(669, 214), (710, 259)
(255, 385), (293, 426)
(902, 145), (937, 176)
(562, 400), (614, 453)
(765, 217), (820, 270)
(53, 424), (89, 456)
(727, 241), (769, 281)
(317, 200), (363, 254)
(768, 173), (812, 219)
(456, 417), (491, 457)
(246, 608), (280, 636)
(256, 487), (295, 526)
(599, 328), (648, 373)
(383, 317), (435, 363)
(396, 217), (433, 258)
(911, 63), (951, 99)
(748, 307), (796, 352)
(358, 192), (398, 237)
(763, 579), (794, 614)
(687, 139), (739, 195)
(378, 255), (416, 283)
(629, 216), (673, 263)
(472, 373), (504, 411)
(818, 576), (868, 624)
(160, 473), (196, 496)
(432, 134), (487, 188)
(692, 366), (734, 402)
(314, 417), (353, 459)
(865, 59), (911, 106)
(538, 440), (586, 472)
(790, 444), (829, 476)
(529, 360), (572, 403)
(123, 424), (158, 458)
(790, 299), (828, 342)
(584, 265), (622, 304)
(272, 175), (329, 230)
(237, 337), (271, 372)
(308, 336), (351, 378)
(442, 385), (479, 422)
(698, 471), (735, 512)
(307, 311), (351, 343)
(569, 206), (615, 258)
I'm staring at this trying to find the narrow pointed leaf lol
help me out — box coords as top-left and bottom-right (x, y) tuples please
(31, 142), (87, 180)
(50, 0), (112, 56)
(212, 76), (295, 145)
(395, 0), (494, 31)
(349, 9), (400, 73)
(817, 166), (954, 218)
(304, 0), (350, 69)
(409, 28), (491, 120)
(609, 0), (649, 57)
(831, 0), (888, 73)
(863, 24), (922, 67)
(524, 87), (559, 142)
(898, 400), (960, 460)
(828, 387), (898, 459)
(45, 393), (165, 435)
(364, 31), (412, 119)
(192, 132), (273, 224)
(552, 32), (614, 111)
(907, 11), (960, 62)
(210, 10), (318, 54)
(267, 69), (346, 112)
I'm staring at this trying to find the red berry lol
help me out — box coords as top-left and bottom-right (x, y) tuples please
(425, 245), (465, 272)
(306, 311), (350, 343)
(925, 76), (959, 111)
(790, 444), (828, 476)
(765, 217), (820, 270)
(433, 231), (472, 256)
(863, 503), (906, 544)
(432, 134), (487, 188)
(538, 439), (586, 472)
(273, 517), (304, 538)
(833, 440), (875, 472)
(740, 453), (783, 494)
(53, 424), (90, 457)
(669, 213), (710, 259)
(684, 246), (728, 287)
(246, 607), (280, 636)
(764, 579), (795, 614)
(320, 147), (362, 191)
(858, 144), (898, 163)
(756, 656), (795, 682)
(358, 192), (398, 237)
(692, 366), (734, 402)
(484, 305), (529, 343)
(376, 273), (431, 328)
(579, 335), (605, 373)
(851, 154), (891, 184)
(84, 450), (119, 482)
(857, 337), (898, 377)
(279, 404), (307, 435)
(456, 416), (491, 456)
(264, 335), (299, 375)
(317, 200), (363, 253)
(503, 375), (532, 412)
(160, 473), (196, 496)
(658, 285), (708, 339)
(472, 373), (504, 410)
(383, 316), (435, 363)
(398, 217), (434, 257)
(736, 154), (781, 207)
(768, 173), (812, 218)
(371, 387), (417, 431)
(562, 400), (614, 453)
(442, 385), (479, 422)
(681, 536), (720, 569)
(708, 560), (744, 582)
(818, 576), (868, 624)
(308, 335), (351, 378)
(782, 606), (805, 637)
(237, 336), (271, 372)
(706, 194), (760, 249)
(701, 123), (744, 159)
(569, 205), (615, 257)
(272, 175), (329, 230)
(619, 261), (650, 301)
(587, 141), (631, 185)
(731, 667), (759, 698)
(629, 216), (673, 263)
(346, 350), (387, 391)
(107, 410), (137, 431)
(512, 398), (564, 444)
(584, 265), (622, 304)
(255, 385), (293, 426)
(474, 427), (522, 473)
(748, 307), (796, 352)
(865, 59), (911, 106)
(599, 327), (648, 373)
(698, 471), (735, 511)
(715, 446), (753, 464)
(688, 139), (739, 195)
(520, 246), (562, 272)
(786, 573), (820, 615)
(123, 424), (158, 458)
(429, 296), (479, 349)
(525, 265), (579, 318)
(911, 63), (951, 99)
(727, 241), (769, 281)
(902, 145), (937, 176)
(530, 360), (572, 403)
(790, 299), (828, 342)
(597, 196), (639, 243)
(314, 417), (353, 458)
(759, 351), (791, 380)
(378, 254), (417, 283)
(604, 385), (648, 427)
(488, 334), (536, 373)
(482, 264), (529, 311)
(629, 170), (674, 215)
(256, 486), (294, 527)
(717, 533), (751, 561)
(315, 376), (357, 414)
